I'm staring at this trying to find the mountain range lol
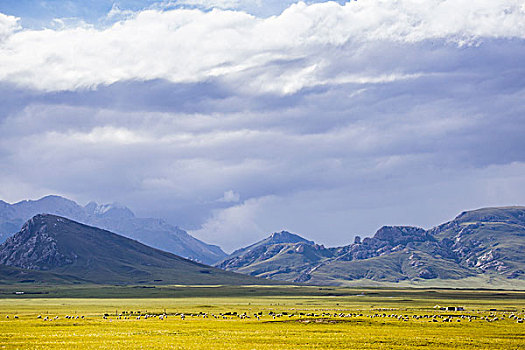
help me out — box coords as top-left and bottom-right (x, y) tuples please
(1, 196), (524, 288)
(216, 207), (525, 287)
(0, 195), (226, 264)
(0, 214), (267, 285)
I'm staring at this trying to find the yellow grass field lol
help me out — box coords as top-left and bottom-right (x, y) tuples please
(0, 287), (524, 349)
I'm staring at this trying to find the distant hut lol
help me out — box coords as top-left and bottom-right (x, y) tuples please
(445, 306), (464, 311)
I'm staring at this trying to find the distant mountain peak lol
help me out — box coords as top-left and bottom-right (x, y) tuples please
(8, 195), (75, 208)
(39, 194), (68, 201)
(217, 230), (317, 271)
(268, 231), (314, 245)
(453, 206), (525, 226)
(84, 201), (97, 211)
(85, 202), (135, 218)
(215, 230), (326, 278)
(29, 195), (77, 205)
(373, 226), (427, 242)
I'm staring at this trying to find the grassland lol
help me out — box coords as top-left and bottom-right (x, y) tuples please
(0, 286), (524, 349)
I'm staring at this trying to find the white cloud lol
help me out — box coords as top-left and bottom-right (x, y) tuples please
(0, 1), (523, 92)
(68, 126), (147, 144)
(190, 196), (276, 251)
(171, 0), (260, 10)
(106, 4), (135, 21)
(219, 190), (241, 203)
(0, 13), (20, 41)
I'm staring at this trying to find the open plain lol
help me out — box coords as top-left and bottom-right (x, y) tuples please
(0, 286), (524, 349)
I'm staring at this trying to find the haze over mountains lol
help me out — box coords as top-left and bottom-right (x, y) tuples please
(216, 207), (525, 287)
(0, 195), (226, 264)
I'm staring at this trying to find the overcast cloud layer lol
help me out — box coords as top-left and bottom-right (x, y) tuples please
(1, 1), (524, 252)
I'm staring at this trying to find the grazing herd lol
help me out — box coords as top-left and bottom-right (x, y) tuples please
(3, 310), (524, 324)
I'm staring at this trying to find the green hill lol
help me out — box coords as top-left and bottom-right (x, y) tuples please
(430, 206), (525, 279)
(216, 207), (525, 287)
(0, 264), (88, 285)
(0, 214), (274, 285)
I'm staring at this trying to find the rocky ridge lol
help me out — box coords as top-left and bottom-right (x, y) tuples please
(0, 216), (76, 270)
(216, 207), (525, 285)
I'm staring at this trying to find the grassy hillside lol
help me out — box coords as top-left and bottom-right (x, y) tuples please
(430, 207), (525, 278)
(0, 264), (87, 285)
(216, 207), (525, 288)
(0, 214), (276, 286)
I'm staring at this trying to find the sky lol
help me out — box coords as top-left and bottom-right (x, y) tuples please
(0, 1), (524, 252)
